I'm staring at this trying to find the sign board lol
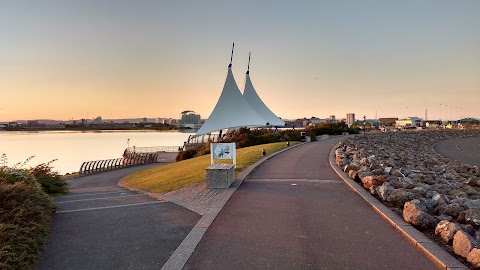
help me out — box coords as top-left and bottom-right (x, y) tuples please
(210, 143), (236, 167)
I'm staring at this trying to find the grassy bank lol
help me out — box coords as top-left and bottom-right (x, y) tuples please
(122, 142), (300, 193)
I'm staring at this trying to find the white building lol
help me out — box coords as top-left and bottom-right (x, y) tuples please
(395, 117), (423, 128)
(179, 111), (202, 128)
(346, 113), (355, 126)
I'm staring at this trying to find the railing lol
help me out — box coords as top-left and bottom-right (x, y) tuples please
(124, 145), (182, 154)
(79, 152), (162, 176)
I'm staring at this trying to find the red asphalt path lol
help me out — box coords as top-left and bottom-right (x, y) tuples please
(184, 138), (439, 270)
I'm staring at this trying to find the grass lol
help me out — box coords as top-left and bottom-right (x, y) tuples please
(122, 141), (300, 193)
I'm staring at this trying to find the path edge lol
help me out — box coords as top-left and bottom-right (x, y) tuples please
(328, 141), (468, 270)
(160, 142), (307, 270)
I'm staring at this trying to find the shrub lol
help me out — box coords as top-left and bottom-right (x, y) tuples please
(176, 149), (196, 162)
(0, 167), (55, 270)
(30, 161), (68, 195)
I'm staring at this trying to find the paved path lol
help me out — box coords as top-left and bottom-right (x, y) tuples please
(433, 136), (480, 167)
(35, 164), (200, 270)
(184, 138), (439, 270)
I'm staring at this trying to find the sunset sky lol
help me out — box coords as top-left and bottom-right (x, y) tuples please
(1, 0), (479, 122)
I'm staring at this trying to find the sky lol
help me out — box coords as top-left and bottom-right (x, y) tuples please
(1, 0), (479, 122)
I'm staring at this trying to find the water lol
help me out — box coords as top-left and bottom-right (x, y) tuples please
(0, 130), (194, 174)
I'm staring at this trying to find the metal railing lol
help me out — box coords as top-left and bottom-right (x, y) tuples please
(79, 152), (162, 176)
(124, 145), (182, 154)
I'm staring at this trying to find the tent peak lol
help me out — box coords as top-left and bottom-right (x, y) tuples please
(246, 52), (251, 74)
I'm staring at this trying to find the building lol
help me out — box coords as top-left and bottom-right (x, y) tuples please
(179, 111), (202, 128)
(395, 117), (423, 128)
(346, 113), (355, 126)
(378, 118), (398, 126)
(0, 124), (6, 130)
(163, 118), (177, 125)
(93, 116), (102, 125)
(329, 115), (336, 122)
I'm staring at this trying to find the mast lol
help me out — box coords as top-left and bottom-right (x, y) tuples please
(228, 42), (235, 68)
(246, 52), (251, 74)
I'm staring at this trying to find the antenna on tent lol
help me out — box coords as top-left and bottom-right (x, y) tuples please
(228, 42), (235, 68)
(246, 52), (251, 74)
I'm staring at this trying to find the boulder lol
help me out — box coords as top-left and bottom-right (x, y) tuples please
(376, 183), (394, 201)
(391, 169), (405, 177)
(465, 209), (480, 227)
(453, 230), (477, 258)
(403, 200), (436, 229)
(465, 199), (480, 210)
(435, 220), (461, 243)
(438, 203), (463, 218)
(387, 189), (417, 208)
(362, 175), (384, 189)
(467, 248), (480, 268)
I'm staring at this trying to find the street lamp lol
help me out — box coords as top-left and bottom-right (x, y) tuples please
(363, 115), (366, 135)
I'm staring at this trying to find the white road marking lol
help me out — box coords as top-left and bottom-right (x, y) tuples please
(247, 178), (341, 184)
(56, 201), (163, 213)
(60, 191), (132, 198)
(56, 194), (143, 204)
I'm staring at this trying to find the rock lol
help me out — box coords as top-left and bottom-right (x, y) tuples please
(376, 183), (394, 201)
(460, 224), (476, 236)
(465, 199), (480, 210)
(468, 178), (480, 187)
(387, 189), (417, 208)
(344, 162), (361, 173)
(465, 209), (480, 227)
(362, 175), (384, 189)
(464, 185), (479, 196)
(453, 230), (477, 258)
(348, 170), (359, 181)
(467, 248), (480, 268)
(434, 215), (453, 223)
(438, 203), (463, 218)
(384, 167), (392, 174)
(336, 158), (349, 167)
(435, 220), (461, 243)
(391, 169), (405, 177)
(403, 200), (436, 228)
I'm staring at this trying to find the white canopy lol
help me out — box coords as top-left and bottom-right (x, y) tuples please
(243, 72), (285, 127)
(194, 67), (269, 136)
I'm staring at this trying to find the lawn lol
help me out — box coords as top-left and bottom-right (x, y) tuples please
(121, 142), (299, 193)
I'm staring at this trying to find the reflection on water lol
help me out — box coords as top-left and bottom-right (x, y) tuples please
(0, 130), (194, 174)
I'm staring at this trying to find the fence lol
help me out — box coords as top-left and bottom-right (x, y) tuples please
(79, 152), (162, 176)
(124, 145), (182, 154)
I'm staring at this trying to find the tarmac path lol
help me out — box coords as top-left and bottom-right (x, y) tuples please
(35, 164), (200, 270)
(184, 138), (439, 270)
(433, 136), (480, 167)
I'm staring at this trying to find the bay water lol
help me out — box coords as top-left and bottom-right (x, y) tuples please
(0, 130), (194, 174)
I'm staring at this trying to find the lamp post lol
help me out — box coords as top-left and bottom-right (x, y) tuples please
(363, 115), (366, 135)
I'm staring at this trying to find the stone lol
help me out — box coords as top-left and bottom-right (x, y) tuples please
(453, 230), (477, 258)
(435, 220), (461, 243)
(348, 170), (359, 181)
(387, 189), (417, 208)
(465, 199), (480, 210)
(361, 175), (384, 189)
(376, 183), (394, 201)
(467, 248), (480, 268)
(438, 203), (463, 218)
(464, 185), (479, 196)
(391, 169), (405, 177)
(336, 158), (349, 167)
(465, 209), (480, 227)
(403, 200), (436, 228)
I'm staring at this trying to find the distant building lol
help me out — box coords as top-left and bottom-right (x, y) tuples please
(93, 116), (102, 125)
(0, 124), (6, 130)
(179, 111), (202, 128)
(329, 115), (336, 122)
(8, 121), (18, 127)
(27, 120), (39, 128)
(346, 113), (355, 126)
(396, 117), (423, 128)
(163, 118), (177, 125)
(378, 118), (398, 126)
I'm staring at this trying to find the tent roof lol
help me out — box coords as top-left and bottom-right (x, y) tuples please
(194, 67), (269, 136)
(243, 73), (285, 127)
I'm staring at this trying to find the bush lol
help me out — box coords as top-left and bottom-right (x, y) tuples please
(176, 149), (196, 162)
(0, 167), (55, 270)
(30, 162), (68, 195)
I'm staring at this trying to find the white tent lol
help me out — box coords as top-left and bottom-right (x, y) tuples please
(242, 56), (285, 127)
(194, 66), (269, 136)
